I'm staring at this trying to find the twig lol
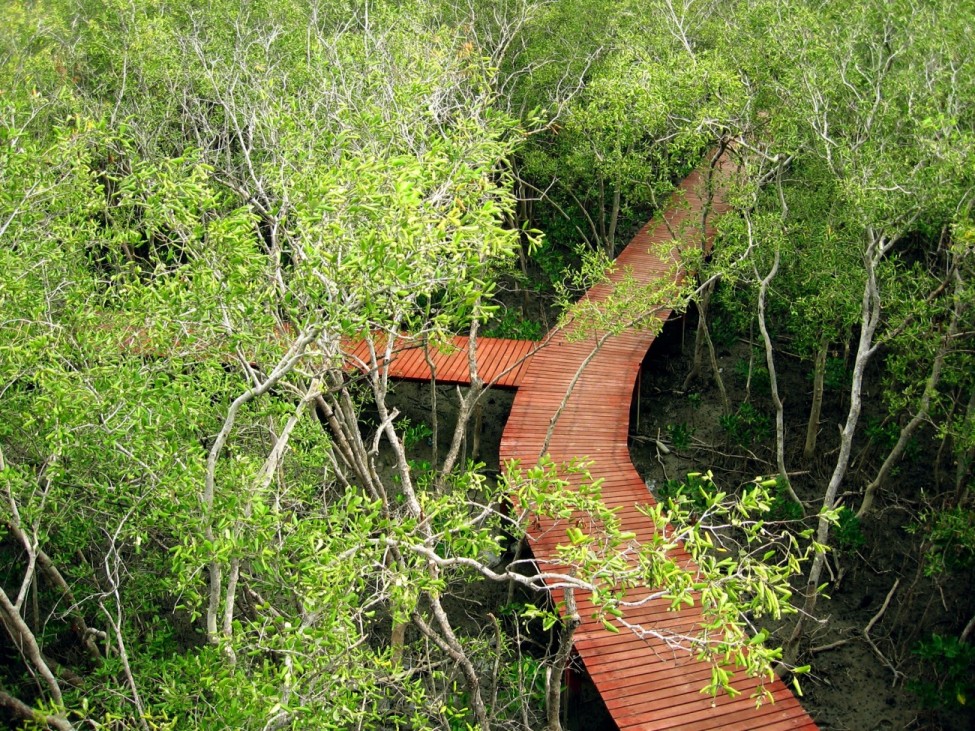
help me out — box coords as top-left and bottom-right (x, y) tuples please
(961, 611), (975, 644)
(655, 429), (671, 481)
(689, 436), (773, 465)
(810, 638), (851, 654)
(863, 578), (903, 686)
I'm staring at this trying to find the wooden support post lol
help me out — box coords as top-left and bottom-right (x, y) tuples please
(472, 400), (484, 461)
(635, 368), (642, 433)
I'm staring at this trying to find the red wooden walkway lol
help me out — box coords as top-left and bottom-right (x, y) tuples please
(498, 153), (820, 730)
(343, 333), (534, 388)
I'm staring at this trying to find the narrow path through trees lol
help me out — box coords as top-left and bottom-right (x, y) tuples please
(377, 152), (821, 729)
(499, 155), (819, 731)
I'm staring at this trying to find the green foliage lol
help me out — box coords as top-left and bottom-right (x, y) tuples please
(401, 418), (434, 449)
(0, 1), (535, 726)
(517, 0), (741, 259)
(909, 506), (975, 577)
(767, 475), (804, 522)
(708, 291), (750, 350)
(640, 470), (818, 697)
(719, 403), (772, 449)
(656, 472), (712, 514)
(823, 357), (852, 392)
(864, 418), (899, 452)
(2, 0), (974, 727)
(530, 238), (576, 294)
(483, 308), (545, 341)
(733, 352), (770, 393)
(665, 422), (694, 452)
(910, 634), (975, 712)
(833, 507), (865, 551)
(508, 459), (816, 701)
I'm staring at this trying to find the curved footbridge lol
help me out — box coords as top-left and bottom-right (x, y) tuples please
(383, 152), (819, 730)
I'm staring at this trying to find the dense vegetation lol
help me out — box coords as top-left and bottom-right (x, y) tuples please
(1, 0), (973, 729)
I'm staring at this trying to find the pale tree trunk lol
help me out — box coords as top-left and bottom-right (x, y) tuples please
(606, 185), (621, 258)
(604, 143), (633, 258)
(681, 281), (731, 413)
(803, 343), (828, 461)
(364, 319), (491, 723)
(0, 588), (63, 706)
(412, 607), (491, 730)
(961, 611), (975, 644)
(597, 176), (607, 251)
(857, 270), (964, 518)
(1, 450), (101, 663)
(0, 448), (69, 710)
(362, 331), (416, 663)
(318, 352), (393, 506)
(545, 586), (581, 731)
(203, 330), (318, 645)
(423, 340), (439, 470)
(471, 400), (484, 461)
(755, 246), (802, 506)
(3, 526), (102, 662)
(98, 534), (151, 731)
(373, 373), (491, 730)
(437, 318), (485, 483)
(0, 691), (74, 731)
(512, 163), (533, 315)
(681, 146), (733, 410)
(791, 229), (890, 645)
(682, 296), (707, 387)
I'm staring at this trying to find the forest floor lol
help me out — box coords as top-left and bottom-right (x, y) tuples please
(627, 315), (972, 731)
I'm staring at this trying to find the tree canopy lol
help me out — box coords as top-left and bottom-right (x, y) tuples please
(1, 0), (974, 729)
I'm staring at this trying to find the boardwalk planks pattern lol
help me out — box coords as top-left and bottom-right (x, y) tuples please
(343, 333), (534, 388)
(498, 152), (820, 731)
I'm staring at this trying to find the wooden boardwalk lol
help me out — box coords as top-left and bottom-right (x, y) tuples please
(498, 153), (820, 730)
(343, 333), (534, 388)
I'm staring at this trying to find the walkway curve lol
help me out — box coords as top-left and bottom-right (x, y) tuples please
(344, 333), (534, 388)
(499, 152), (820, 731)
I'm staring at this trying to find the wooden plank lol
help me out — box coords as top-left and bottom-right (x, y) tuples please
(613, 682), (805, 730)
(344, 334), (536, 387)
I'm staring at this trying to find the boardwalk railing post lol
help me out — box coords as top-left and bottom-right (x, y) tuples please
(635, 368), (642, 432)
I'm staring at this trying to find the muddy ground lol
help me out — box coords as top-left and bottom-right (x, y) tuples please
(628, 316), (972, 731)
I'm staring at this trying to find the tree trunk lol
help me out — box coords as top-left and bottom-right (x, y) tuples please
(437, 317), (484, 483)
(0, 691), (74, 731)
(790, 232), (887, 645)
(413, 606), (491, 731)
(956, 388), (975, 507)
(857, 271), (963, 518)
(0, 588), (63, 705)
(755, 248), (802, 506)
(597, 176), (607, 252)
(390, 621), (406, 666)
(423, 339), (439, 470)
(682, 297), (707, 390)
(471, 400), (484, 462)
(803, 343), (828, 462)
(545, 587), (581, 731)
(701, 311), (730, 414)
(681, 279), (729, 413)
(606, 185), (621, 259)
(514, 170), (532, 316)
